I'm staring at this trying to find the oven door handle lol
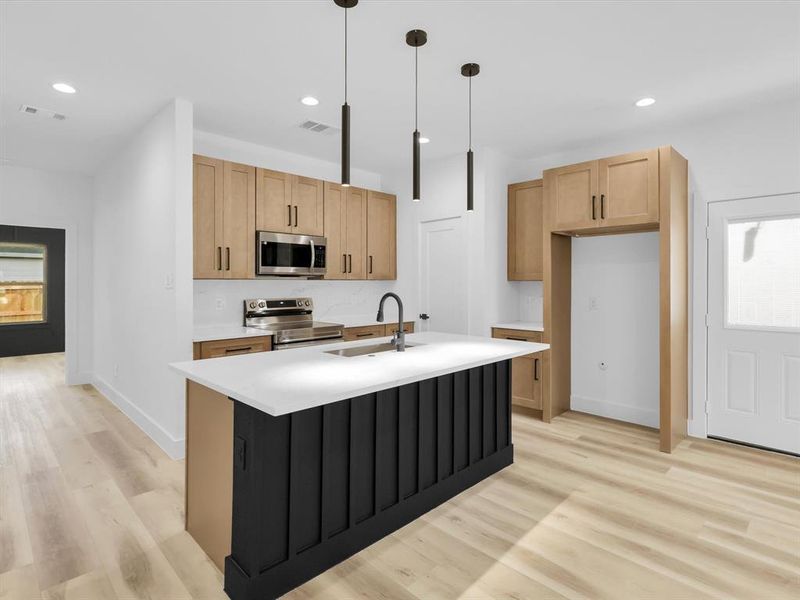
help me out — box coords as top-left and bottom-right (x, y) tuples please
(310, 238), (315, 270)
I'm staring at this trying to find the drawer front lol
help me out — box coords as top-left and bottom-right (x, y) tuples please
(385, 321), (415, 336)
(198, 336), (272, 359)
(491, 327), (542, 344)
(343, 325), (385, 341)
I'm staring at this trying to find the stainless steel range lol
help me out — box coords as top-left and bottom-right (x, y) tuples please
(244, 297), (343, 350)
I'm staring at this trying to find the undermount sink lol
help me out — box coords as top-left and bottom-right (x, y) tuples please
(326, 342), (420, 357)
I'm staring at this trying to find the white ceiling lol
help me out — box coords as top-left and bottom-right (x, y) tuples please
(2, 1), (798, 176)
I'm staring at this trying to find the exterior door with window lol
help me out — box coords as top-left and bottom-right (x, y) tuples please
(707, 194), (800, 454)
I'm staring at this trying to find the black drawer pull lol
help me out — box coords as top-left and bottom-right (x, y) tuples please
(506, 336), (528, 342)
(534, 357), (540, 381)
(356, 332), (375, 338)
(225, 346), (253, 354)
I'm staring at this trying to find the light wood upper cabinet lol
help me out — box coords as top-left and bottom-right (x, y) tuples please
(345, 187), (367, 279)
(598, 149), (659, 227)
(324, 183), (367, 279)
(193, 155), (224, 279)
(193, 156), (254, 279)
(549, 160), (598, 231)
(366, 191), (397, 280)
(255, 168), (292, 234)
(323, 183), (346, 279)
(292, 176), (324, 236)
(223, 161), (256, 279)
(508, 179), (543, 280)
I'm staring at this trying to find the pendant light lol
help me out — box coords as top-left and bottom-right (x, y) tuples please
(461, 63), (480, 212)
(406, 29), (427, 202)
(335, 0), (358, 186)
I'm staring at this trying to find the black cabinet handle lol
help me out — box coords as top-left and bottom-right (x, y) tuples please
(600, 194), (605, 219)
(225, 346), (253, 354)
(294, 206), (298, 227)
(592, 195), (596, 220)
(287, 204), (292, 227)
(534, 357), (540, 381)
(342, 253), (347, 274)
(216, 246), (222, 271)
(506, 336), (528, 342)
(356, 332), (374, 338)
(369, 255), (373, 274)
(348, 254), (352, 273)
(225, 247), (231, 271)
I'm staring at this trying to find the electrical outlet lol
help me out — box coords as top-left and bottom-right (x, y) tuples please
(589, 296), (599, 311)
(599, 361), (608, 371)
(215, 297), (226, 311)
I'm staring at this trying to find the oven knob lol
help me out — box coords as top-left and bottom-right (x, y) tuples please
(258, 301), (266, 308)
(249, 301), (256, 309)
(305, 300), (310, 306)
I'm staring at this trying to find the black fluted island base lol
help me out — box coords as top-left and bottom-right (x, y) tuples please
(223, 359), (513, 600)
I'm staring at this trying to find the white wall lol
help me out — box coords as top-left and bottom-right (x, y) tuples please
(93, 99), (194, 459)
(515, 96), (800, 434)
(0, 165), (94, 383)
(192, 131), (407, 325)
(382, 147), (535, 337)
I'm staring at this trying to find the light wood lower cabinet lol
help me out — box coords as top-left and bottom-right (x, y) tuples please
(192, 336), (272, 360)
(193, 155), (255, 279)
(343, 322), (415, 341)
(491, 327), (545, 412)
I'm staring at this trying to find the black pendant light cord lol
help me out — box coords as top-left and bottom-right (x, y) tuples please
(468, 75), (472, 150)
(344, 8), (348, 102)
(415, 46), (418, 131)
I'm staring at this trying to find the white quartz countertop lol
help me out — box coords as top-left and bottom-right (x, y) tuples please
(172, 332), (549, 416)
(491, 321), (544, 332)
(193, 325), (273, 343)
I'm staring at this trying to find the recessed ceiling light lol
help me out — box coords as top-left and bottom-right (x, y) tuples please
(52, 82), (76, 94)
(419, 136), (430, 144)
(300, 96), (319, 106)
(635, 97), (655, 107)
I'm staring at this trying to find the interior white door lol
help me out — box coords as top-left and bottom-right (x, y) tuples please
(419, 217), (467, 334)
(707, 194), (800, 454)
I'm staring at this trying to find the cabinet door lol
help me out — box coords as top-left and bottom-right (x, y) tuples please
(510, 355), (543, 410)
(385, 322), (414, 336)
(323, 182), (347, 280)
(222, 161), (255, 279)
(345, 187), (367, 279)
(366, 191), (397, 280)
(193, 155), (224, 278)
(292, 176), (324, 236)
(508, 179), (543, 280)
(548, 160), (598, 231)
(598, 149), (659, 227)
(256, 168), (292, 234)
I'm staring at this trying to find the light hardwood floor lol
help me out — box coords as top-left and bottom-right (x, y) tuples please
(1, 353), (798, 599)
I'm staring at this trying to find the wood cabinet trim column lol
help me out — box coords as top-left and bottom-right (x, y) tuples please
(508, 179), (544, 281)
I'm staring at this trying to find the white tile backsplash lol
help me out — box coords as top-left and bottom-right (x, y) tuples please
(194, 279), (402, 326)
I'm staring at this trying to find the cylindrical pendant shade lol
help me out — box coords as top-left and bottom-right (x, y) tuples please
(341, 102), (350, 186)
(413, 129), (421, 201)
(467, 149), (474, 212)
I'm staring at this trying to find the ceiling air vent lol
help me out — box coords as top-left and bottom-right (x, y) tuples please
(19, 104), (67, 120)
(299, 120), (339, 136)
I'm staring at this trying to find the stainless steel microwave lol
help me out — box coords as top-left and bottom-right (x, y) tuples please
(256, 231), (327, 277)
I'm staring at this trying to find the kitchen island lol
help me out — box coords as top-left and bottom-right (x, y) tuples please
(171, 331), (548, 600)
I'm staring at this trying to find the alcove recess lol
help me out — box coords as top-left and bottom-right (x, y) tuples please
(542, 146), (688, 453)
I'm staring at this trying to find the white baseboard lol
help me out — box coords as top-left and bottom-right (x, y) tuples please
(570, 394), (659, 429)
(66, 370), (94, 386)
(92, 376), (185, 459)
